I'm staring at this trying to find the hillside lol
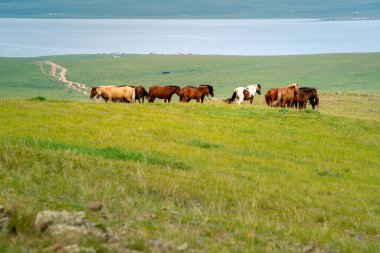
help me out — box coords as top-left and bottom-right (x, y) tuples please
(1, 53), (380, 101)
(0, 51), (379, 251)
(0, 98), (379, 252)
(0, 0), (379, 19)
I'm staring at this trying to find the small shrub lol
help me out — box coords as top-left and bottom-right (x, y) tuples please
(32, 96), (46, 101)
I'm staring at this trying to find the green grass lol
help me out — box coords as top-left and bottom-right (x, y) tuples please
(1, 53), (380, 101)
(0, 53), (379, 251)
(0, 58), (85, 100)
(0, 98), (379, 252)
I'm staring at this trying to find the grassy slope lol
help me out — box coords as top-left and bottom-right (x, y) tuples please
(1, 53), (380, 101)
(0, 98), (379, 252)
(0, 58), (85, 100)
(0, 0), (379, 19)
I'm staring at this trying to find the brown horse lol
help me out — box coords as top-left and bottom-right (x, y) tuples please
(180, 84), (214, 103)
(128, 86), (149, 103)
(293, 87), (319, 109)
(265, 88), (279, 106)
(90, 86), (135, 103)
(272, 83), (299, 108)
(148, 85), (181, 103)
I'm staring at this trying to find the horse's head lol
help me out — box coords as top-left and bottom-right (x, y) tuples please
(291, 83), (299, 92)
(256, 84), (262, 95)
(200, 85), (214, 97)
(90, 87), (99, 98)
(142, 87), (149, 98)
(174, 86), (181, 96)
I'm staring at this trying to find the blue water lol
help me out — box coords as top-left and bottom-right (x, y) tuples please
(0, 19), (380, 57)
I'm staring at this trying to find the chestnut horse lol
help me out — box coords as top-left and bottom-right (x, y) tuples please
(148, 85), (180, 103)
(293, 87), (319, 109)
(272, 83), (299, 108)
(225, 84), (261, 105)
(180, 85), (214, 103)
(265, 88), (279, 106)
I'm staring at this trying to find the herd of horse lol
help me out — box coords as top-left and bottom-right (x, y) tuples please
(90, 83), (319, 109)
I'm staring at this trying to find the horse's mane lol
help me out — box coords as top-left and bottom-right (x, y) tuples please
(247, 83), (261, 88)
(299, 87), (316, 90)
(287, 83), (298, 88)
(200, 84), (214, 93)
(167, 85), (180, 88)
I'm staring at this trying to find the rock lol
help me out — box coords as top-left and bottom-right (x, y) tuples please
(47, 224), (88, 237)
(170, 210), (180, 216)
(34, 210), (118, 243)
(0, 205), (13, 232)
(303, 245), (315, 253)
(61, 244), (96, 253)
(34, 211), (85, 232)
(87, 202), (103, 212)
(177, 242), (189, 251)
(147, 239), (174, 251)
(0, 217), (10, 230)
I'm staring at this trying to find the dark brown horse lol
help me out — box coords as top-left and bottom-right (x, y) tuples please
(130, 86), (149, 103)
(293, 87), (319, 109)
(265, 88), (279, 106)
(180, 84), (214, 103)
(148, 85), (181, 103)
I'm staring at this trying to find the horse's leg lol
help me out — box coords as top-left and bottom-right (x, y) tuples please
(236, 96), (242, 105)
(250, 96), (254, 104)
(168, 95), (172, 103)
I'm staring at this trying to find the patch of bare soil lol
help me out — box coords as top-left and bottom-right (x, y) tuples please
(37, 61), (90, 96)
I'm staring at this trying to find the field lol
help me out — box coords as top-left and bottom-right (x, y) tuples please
(0, 54), (379, 252)
(1, 53), (380, 100)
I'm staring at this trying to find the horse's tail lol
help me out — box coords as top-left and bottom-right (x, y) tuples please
(272, 91), (282, 107)
(131, 87), (136, 103)
(265, 91), (271, 106)
(179, 89), (184, 102)
(224, 91), (237, 103)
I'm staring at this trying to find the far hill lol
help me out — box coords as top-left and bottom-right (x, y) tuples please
(0, 0), (379, 19)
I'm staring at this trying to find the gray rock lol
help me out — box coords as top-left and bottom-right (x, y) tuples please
(34, 210), (118, 243)
(34, 211), (85, 232)
(87, 202), (103, 212)
(61, 244), (96, 253)
(177, 242), (189, 251)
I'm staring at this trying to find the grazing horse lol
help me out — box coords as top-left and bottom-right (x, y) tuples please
(265, 88), (279, 106)
(148, 85), (180, 103)
(272, 83), (299, 108)
(180, 84), (214, 103)
(90, 86), (135, 103)
(225, 84), (262, 105)
(117, 85), (149, 103)
(293, 87), (319, 109)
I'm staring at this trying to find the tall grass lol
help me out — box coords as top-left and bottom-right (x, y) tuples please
(0, 97), (379, 252)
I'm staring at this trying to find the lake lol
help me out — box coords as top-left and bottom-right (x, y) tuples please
(1, 19), (380, 57)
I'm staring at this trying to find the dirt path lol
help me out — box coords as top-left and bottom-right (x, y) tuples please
(37, 61), (90, 96)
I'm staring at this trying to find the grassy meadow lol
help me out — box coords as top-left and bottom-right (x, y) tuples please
(1, 53), (380, 101)
(0, 53), (379, 252)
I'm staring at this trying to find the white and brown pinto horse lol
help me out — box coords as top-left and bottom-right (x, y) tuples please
(90, 86), (135, 103)
(225, 84), (262, 105)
